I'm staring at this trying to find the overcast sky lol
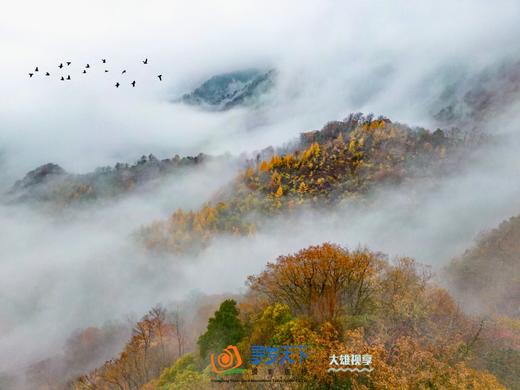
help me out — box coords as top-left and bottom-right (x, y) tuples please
(1, 0), (520, 181)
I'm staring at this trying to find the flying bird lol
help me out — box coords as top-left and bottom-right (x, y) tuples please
(45, 72), (50, 76)
(35, 66), (39, 72)
(85, 64), (90, 68)
(29, 73), (34, 78)
(122, 70), (126, 74)
(157, 74), (162, 81)
(102, 59), (106, 63)
(131, 80), (136, 87)
(142, 58), (148, 64)
(66, 75), (71, 80)
(59, 63), (63, 68)
(83, 70), (87, 74)
(66, 62), (71, 66)
(104, 69), (109, 73)
(115, 82), (120, 88)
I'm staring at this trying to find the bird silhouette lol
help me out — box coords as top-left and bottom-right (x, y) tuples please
(66, 62), (71, 66)
(66, 75), (71, 80)
(104, 69), (109, 73)
(115, 82), (120, 88)
(29, 73), (34, 78)
(61, 76), (65, 81)
(86, 64), (90, 68)
(83, 70), (87, 74)
(102, 59), (106, 63)
(45, 72), (50, 76)
(122, 70), (126, 74)
(35, 66), (39, 72)
(157, 74), (162, 81)
(59, 63), (63, 69)
(142, 58), (148, 64)
(131, 80), (136, 87)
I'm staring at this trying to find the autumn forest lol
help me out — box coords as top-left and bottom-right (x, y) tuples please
(3, 2), (520, 390)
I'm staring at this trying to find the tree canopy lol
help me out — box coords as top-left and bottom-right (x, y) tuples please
(197, 299), (245, 359)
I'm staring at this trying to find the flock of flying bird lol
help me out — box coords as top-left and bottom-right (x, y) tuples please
(28, 58), (162, 88)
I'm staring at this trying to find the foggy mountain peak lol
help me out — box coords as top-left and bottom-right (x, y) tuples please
(180, 69), (275, 110)
(432, 59), (520, 128)
(13, 163), (66, 190)
(6, 153), (215, 205)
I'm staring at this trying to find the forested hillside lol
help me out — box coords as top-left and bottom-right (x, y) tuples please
(72, 243), (518, 389)
(447, 215), (520, 318)
(7, 153), (212, 205)
(139, 113), (479, 253)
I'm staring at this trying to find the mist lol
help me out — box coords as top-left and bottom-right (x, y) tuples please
(2, 0), (520, 178)
(2, 0), (520, 386)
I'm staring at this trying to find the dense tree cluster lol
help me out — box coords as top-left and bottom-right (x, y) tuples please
(197, 300), (245, 360)
(139, 203), (255, 253)
(9, 153), (210, 205)
(243, 244), (502, 389)
(75, 243), (516, 389)
(75, 307), (186, 390)
(140, 114), (471, 253)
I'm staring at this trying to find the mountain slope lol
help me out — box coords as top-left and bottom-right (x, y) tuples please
(447, 214), (520, 318)
(75, 243), (508, 390)
(180, 69), (275, 110)
(139, 113), (479, 253)
(7, 153), (211, 205)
